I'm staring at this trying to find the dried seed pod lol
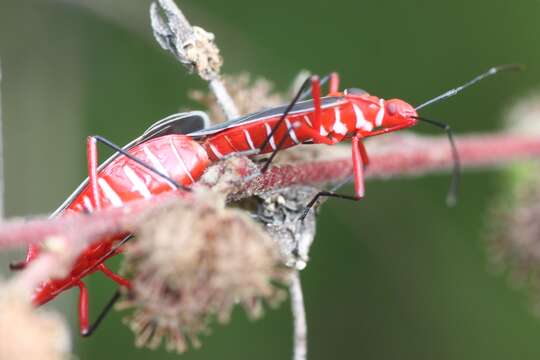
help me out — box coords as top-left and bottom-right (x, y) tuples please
(237, 186), (318, 270)
(119, 193), (290, 353)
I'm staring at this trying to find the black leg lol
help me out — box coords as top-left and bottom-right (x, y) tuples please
(260, 76), (318, 173)
(82, 289), (122, 337)
(80, 235), (134, 337)
(9, 261), (26, 271)
(91, 135), (189, 192)
(299, 191), (358, 221)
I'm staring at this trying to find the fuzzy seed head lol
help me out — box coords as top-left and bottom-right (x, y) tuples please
(487, 93), (540, 309)
(0, 283), (71, 360)
(119, 193), (290, 353)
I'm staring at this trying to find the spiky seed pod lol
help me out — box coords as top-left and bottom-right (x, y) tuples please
(119, 192), (291, 353)
(0, 283), (71, 360)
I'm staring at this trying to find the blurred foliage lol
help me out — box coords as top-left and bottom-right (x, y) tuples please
(1, 0), (540, 359)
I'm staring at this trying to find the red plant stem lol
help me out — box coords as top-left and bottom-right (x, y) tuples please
(237, 133), (540, 198)
(8, 193), (182, 293)
(1, 133), (539, 253)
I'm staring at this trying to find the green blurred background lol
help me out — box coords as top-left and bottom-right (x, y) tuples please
(1, 0), (540, 359)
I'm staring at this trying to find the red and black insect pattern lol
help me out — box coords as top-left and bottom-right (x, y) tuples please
(11, 65), (519, 336)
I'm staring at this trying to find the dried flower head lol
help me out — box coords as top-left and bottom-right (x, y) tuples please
(150, 0), (222, 81)
(183, 26), (223, 80)
(119, 192), (290, 353)
(233, 186), (319, 270)
(486, 91), (540, 309)
(0, 283), (71, 360)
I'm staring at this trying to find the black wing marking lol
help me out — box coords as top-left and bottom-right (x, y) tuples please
(50, 111), (210, 217)
(188, 97), (345, 138)
(139, 111), (210, 142)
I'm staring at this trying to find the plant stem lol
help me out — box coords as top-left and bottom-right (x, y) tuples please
(233, 133), (540, 199)
(1, 132), (539, 294)
(290, 271), (307, 360)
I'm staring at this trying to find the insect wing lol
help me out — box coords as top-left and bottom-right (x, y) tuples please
(50, 111), (211, 217)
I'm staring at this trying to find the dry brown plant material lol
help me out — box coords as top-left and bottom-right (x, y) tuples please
(0, 284), (71, 360)
(118, 191), (290, 353)
(486, 91), (540, 310)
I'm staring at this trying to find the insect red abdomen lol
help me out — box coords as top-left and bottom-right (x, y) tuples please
(31, 134), (210, 306)
(66, 135), (209, 213)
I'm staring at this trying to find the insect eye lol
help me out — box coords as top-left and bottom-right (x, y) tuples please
(386, 102), (398, 115)
(345, 88), (367, 96)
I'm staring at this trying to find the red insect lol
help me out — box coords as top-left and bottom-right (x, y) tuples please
(11, 65), (518, 336)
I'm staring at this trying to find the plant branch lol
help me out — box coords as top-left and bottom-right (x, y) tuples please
(1, 132), (539, 294)
(0, 132), (539, 250)
(5, 193), (182, 295)
(290, 271), (307, 360)
(232, 133), (540, 200)
(150, 0), (239, 119)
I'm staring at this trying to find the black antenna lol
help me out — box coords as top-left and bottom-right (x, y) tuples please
(415, 64), (523, 111)
(412, 116), (460, 206)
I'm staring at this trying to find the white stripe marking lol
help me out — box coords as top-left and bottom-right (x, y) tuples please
(83, 196), (94, 212)
(243, 129), (256, 150)
(144, 145), (176, 190)
(123, 165), (152, 199)
(285, 119), (300, 144)
(98, 178), (123, 207)
(332, 108), (348, 135)
(304, 115), (313, 127)
(169, 139), (195, 183)
(375, 98), (385, 127)
(143, 145), (169, 176)
(209, 144), (224, 159)
(353, 104), (373, 131)
(264, 123), (277, 150)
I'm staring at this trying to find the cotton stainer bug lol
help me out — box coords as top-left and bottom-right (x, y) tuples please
(188, 64), (522, 214)
(10, 64), (519, 337)
(10, 111), (212, 336)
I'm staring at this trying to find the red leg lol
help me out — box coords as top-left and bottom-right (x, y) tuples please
(78, 281), (90, 335)
(329, 72), (340, 95)
(356, 137), (370, 167)
(352, 136), (365, 199)
(87, 136), (101, 211)
(98, 263), (132, 289)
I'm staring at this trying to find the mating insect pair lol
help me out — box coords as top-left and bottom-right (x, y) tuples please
(10, 65), (520, 336)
